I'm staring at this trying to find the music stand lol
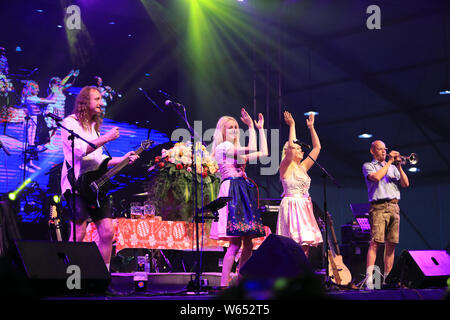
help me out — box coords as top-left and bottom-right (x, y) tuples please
(350, 203), (371, 232)
(187, 196), (232, 292)
(196, 196), (232, 221)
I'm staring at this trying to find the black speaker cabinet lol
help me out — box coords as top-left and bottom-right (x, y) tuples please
(239, 234), (313, 279)
(341, 242), (384, 283)
(14, 240), (110, 295)
(386, 250), (450, 288)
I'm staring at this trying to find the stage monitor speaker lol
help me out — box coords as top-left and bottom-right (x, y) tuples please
(239, 234), (313, 279)
(386, 250), (450, 288)
(14, 240), (110, 295)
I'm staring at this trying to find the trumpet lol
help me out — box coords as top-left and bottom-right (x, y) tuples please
(393, 153), (418, 165)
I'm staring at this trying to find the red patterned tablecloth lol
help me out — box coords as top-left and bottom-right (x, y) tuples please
(84, 218), (271, 252)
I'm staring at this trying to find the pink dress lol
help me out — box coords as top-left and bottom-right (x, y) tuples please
(276, 165), (323, 247)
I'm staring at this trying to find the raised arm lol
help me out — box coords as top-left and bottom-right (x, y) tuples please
(239, 108), (257, 153)
(225, 108), (257, 158)
(61, 69), (79, 89)
(279, 111), (297, 176)
(242, 113), (268, 163)
(300, 112), (321, 172)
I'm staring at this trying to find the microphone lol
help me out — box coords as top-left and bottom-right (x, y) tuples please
(164, 100), (184, 108)
(45, 113), (63, 122)
(0, 139), (11, 156)
(294, 139), (311, 151)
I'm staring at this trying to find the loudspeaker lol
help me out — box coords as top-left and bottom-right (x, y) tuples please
(239, 234), (313, 279)
(14, 240), (110, 295)
(386, 250), (450, 288)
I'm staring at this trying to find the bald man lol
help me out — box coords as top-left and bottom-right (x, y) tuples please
(362, 140), (409, 288)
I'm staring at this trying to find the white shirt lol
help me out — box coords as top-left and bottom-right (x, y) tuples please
(60, 114), (108, 194)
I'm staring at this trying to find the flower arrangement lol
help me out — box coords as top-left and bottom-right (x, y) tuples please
(146, 142), (220, 221)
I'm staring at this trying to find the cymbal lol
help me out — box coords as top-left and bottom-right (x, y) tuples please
(133, 192), (149, 196)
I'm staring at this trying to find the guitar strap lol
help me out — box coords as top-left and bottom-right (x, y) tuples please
(96, 129), (112, 159)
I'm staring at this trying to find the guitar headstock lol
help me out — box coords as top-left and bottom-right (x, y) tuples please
(141, 140), (154, 150)
(50, 205), (58, 219)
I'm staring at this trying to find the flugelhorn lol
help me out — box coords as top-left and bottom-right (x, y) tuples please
(394, 153), (418, 165)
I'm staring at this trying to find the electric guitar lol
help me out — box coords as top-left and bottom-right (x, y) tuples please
(49, 205), (62, 242)
(326, 212), (352, 286)
(77, 140), (153, 208)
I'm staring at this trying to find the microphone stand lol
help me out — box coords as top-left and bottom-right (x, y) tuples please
(22, 115), (30, 182)
(165, 99), (210, 292)
(51, 117), (97, 242)
(304, 151), (342, 290)
(139, 88), (163, 112)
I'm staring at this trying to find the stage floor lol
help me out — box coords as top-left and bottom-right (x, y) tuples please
(42, 272), (447, 301)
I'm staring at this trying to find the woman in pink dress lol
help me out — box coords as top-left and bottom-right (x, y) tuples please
(277, 111), (323, 258)
(210, 108), (268, 286)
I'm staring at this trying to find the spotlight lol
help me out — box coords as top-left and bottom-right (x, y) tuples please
(8, 178), (37, 201)
(358, 132), (373, 139)
(52, 195), (61, 204)
(304, 111), (319, 116)
(408, 167), (420, 173)
(8, 192), (16, 201)
(439, 89), (450, 95)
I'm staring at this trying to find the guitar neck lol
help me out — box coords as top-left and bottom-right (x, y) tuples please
(326, 212), (341, 256)
(96, 146), (144, 187)
(329, 225), (341, 256)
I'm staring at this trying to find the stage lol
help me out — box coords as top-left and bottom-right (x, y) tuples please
(31, 272), (450, 301)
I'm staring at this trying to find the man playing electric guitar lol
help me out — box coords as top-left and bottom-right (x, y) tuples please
(60, 86), (139, 272)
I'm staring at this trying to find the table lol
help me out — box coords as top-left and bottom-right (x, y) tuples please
(84, 218), (271, 252)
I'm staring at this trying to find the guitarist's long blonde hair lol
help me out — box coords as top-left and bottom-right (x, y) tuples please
(72, 86), (103, 132)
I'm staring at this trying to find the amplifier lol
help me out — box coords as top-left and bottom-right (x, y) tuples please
(341, 222), (370, 244)
(259, 198), (281, 233)
(259, 205), (280, 213)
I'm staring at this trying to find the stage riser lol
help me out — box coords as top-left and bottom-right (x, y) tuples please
(111, 272), (223, 292)
(111, 249), (226, 274)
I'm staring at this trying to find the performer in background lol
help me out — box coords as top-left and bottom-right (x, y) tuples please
(60, 86), (139, 270)
(0, 47), (14, 103)
(45, 69), (79, 150)
(276, 111), (323, 258)
(362, 140), (409, 289)
(0, 47), (8, 76)
(94, 76), (120, 114)
(20, 80), (56, 169)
